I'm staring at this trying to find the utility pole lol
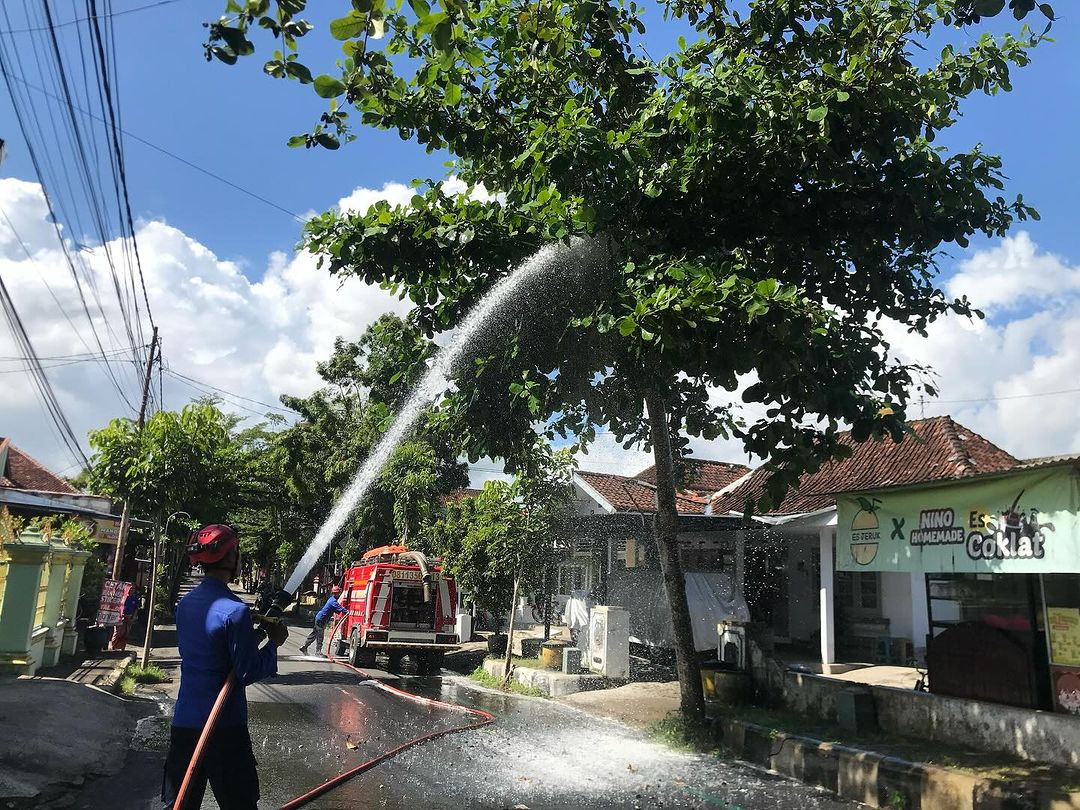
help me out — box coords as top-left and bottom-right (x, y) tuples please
(140, 516), (162, 668)
(141, 509), (188, 668)
(111, 326), (159, 581)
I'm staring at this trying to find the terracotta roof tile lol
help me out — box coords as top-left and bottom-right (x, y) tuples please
(634, 459), (751, 496)
(711, 416), (1019, 517)
(577, 470), (707, 515)
(0, 438), (80, 494)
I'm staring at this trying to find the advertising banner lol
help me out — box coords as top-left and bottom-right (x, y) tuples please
(96, 579), (131, 626)
(836, 467), (1080, 573)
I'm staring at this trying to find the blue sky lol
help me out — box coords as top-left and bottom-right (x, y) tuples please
(1, 1), (1080, 478)
(3, 2), (1075, 268)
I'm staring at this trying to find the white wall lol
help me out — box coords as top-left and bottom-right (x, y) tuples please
(879, 571), (914, 640)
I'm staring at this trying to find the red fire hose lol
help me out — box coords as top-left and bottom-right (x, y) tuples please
(173, 613), (494, 810)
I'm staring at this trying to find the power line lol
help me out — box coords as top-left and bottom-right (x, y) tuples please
(0, 0), (181, 35)
(6, 71), (305, 222)
(163, 367), (295, 416)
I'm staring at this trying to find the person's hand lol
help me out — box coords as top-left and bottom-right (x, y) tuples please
(266, 620), (289, 648)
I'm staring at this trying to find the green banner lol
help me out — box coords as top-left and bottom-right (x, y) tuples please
(836, 466), (1080, 573)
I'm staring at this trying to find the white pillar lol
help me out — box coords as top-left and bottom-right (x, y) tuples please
(910, 572), (929, 659)
(819, 526), (836, 670)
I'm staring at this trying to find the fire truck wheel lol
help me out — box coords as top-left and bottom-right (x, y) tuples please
(387, 652), (404, 672)
(418, 651), (444, 674)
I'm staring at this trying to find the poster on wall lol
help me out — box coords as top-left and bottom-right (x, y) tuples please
(836, 466), (1080, 573)
(96, 579), (131, 626)
(1048, 607), (1080, 666)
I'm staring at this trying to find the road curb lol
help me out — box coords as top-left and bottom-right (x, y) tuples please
(98, 652), (135, 691)
(713, 716), (1080, 810)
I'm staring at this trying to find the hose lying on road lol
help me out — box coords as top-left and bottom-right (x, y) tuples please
(173, 613), (495, 810)
(279, 615), (495, 809)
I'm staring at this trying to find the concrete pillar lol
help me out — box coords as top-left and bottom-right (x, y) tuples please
(819, 526), (836, 670)
(40, 545), (69, 667)
(0, 527), (50, 675)
(910, 572), (930, 659)
(60, 549), (90, 656)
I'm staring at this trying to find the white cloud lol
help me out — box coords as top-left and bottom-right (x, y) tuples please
(5, 177), (1076, 484)
(886, 232), (1080, 459)
(946, 231), (1080, 316)
(0, 177), (410, 474)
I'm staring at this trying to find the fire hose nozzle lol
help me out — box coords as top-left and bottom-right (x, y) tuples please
(266, 589), (295, 617)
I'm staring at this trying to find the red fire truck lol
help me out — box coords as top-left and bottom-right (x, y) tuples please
(334, 545), (459, 672)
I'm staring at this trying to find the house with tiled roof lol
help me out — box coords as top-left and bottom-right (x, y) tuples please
(0, 437), (118, 539)
(567, 461), (750, 651)
(708, 416), (1026, 672)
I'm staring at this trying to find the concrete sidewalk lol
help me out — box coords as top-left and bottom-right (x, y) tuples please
(557, 680), (1080, 810)
(0, 678), (138, 807)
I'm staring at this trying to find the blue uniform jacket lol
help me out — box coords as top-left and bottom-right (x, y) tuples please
(173, 577), (277, 729)
(315, 595), (347, 626)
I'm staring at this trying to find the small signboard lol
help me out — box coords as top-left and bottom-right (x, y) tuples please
(96, 579), (131, 626)
(89, 518), (123, 545)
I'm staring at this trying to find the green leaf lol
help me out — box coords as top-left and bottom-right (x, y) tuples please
(835, 90), (850, 102)
(287, 135), (307, 148)
(408, 0), (431, 18)
(445, 82), (462, 105)
(330, 11), (367, 40)
(1039, 3), (1055, 19)
(617, 317), (636, 336)
(806, 106), (828, 122)
(640, 328), (655, 341)
(315, 133), (340, 149)
(314, 74), (347, 98)
(974, 0), (1006, 15)
(263, 59), (286, 78)
(432, 19), (452, 51)
(284, 61), (314, 83)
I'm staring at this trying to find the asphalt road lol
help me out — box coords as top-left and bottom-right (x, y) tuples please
(73, 607), (861, 809)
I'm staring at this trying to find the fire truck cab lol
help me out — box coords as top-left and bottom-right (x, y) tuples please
(337, 545), (459, 672)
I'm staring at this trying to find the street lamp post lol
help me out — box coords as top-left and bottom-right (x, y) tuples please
(140, 510), (190, 668)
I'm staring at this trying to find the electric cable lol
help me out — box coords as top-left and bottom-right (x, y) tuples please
(0, 0), (182, 34)
(5, 71), (304, 222)
(0, 9), (138, 408)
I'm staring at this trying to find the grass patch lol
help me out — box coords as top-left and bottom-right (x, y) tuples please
(468, 665), (545, 697)
(116, 674), (136, 695)
(121, 662), (170, 686)
(483, 654), (545, 670)
(648, 711), (728, 756)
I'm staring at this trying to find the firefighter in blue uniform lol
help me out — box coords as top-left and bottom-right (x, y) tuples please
(162, 524), (288, 810)
(299, 585), (347, 656)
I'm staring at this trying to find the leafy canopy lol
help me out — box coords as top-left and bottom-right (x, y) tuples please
(423, 442), (574, 616)
(209, 0), (1042, 508)
(87, 402), (239, 522)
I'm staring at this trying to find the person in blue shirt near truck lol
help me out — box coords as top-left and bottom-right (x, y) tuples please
(162, 524), (288, 810)
(299, 585), (347, 656)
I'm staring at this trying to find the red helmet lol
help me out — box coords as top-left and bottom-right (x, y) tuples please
(187, 524), (239, 566)
(331, 585), (342, 595)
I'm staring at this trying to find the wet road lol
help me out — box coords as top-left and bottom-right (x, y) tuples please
(237, 653), (858, 810)
(80, 632), (862, 809)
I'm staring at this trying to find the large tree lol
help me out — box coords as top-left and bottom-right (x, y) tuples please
(274, 314), (468, 571)
(87, 401), (240, 524)
(208, 0), (1041, 717)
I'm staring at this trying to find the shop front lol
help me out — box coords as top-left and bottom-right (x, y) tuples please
(837, 460), (1080, 714)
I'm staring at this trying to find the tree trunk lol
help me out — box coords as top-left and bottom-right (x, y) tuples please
(502, 573), (520, 683)
(645, 391), (705, 720)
